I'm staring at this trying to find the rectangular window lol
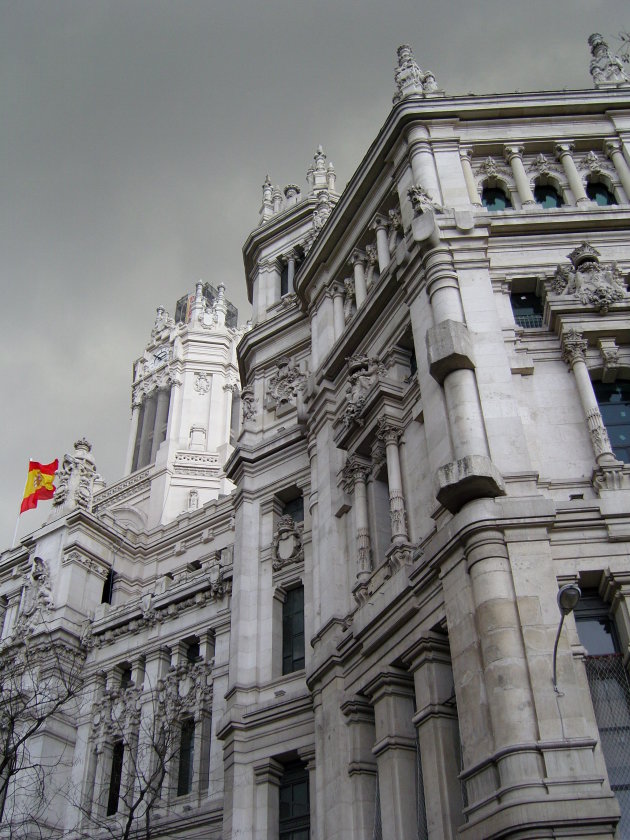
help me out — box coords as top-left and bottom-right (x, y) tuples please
(282, 586), (305, 675)
(279, 763), (310, 840)
(106, 740), (124, 816)
(177, 717), (195, 796)
(510, 292), (543, 329)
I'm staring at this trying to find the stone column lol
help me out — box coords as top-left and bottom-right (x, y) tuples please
(137, 391), (157, 468)
(376, 419), (408, 545)
(460, 146), (482, 206)
(562, 329), (618, 465)
(405, 634), (464, 840)
(349, 249), (368, 307)
(124, 401), (142, 474)
(408, 124), (443, 203)
(342, 698), (377, 840)
(604, 138), (630, 198)
(371, 215), (391, 273)
(253, 758), (283, 840)
(365, 671), (417, 840)
(504, 145), (536, 205)
(464, 526), (538, 753)
(285, 250), (296, 294)
(150, 387), (170, 462)
(342, 457), (373, 599)
(332, 283), (345, 341)
(555, 142), (589, 205)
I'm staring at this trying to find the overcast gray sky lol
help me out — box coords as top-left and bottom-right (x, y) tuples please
(1, 0), (628, 546)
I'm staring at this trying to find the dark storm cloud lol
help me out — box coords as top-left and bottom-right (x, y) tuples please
(1, 0), (628, 543)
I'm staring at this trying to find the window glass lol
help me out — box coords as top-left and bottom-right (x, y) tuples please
(279, 764), (310, 840)
(586, 181), (617, 206)
(107, 741), (124, 815)
(481, 186), (512, 211)
(534, 184), (564, 208)
(177, 718), (195, 796)
(576, 617), (618, 655)
(282, 586), (305, 675)
(593, 380), (630, 463)
(510, 292), (543, 328)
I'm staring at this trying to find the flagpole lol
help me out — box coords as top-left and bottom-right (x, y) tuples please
(12, 456), (32, 549)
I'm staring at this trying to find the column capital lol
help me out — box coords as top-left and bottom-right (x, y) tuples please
(370, 213), (389, 232)
(561, 328), (588, 367)
(459, 144), (473, 161)
(554, 141), (575, 158)
(348, 247), (367, 267)
(503, 144), (525, 163)
(376, 417), (403, 445)
(604, 137), (623, 158)
(342, 454), (372, 492)
(330, 281), (345, 299)
(253, 757), (284, 787)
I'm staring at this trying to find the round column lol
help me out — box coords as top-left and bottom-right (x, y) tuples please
(124, 401), (142, 474)
(407, 125), (443, 203)
(604, 138), (630, 199)
(555, 143), (589, 205)
(331, 283), (345, 340)
(504, 145), (536, 205)
(371, 216), (391, 273)
(349, 249), (368, 307)
(377, 420), (408, 545)
(460, 146), (482, 206)
(562, 329), (617, 465)
(150, 387), (171, 462)
(137, 391), (157, 468)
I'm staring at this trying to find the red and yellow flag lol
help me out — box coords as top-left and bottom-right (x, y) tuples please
(20, 459), (58, 513)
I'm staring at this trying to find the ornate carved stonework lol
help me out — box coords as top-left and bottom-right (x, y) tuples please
(52, 438), (98, 513)
(388, 209), (404, 250)
(194, 372), (210, 394)
(15, 556), (52, 632)
(585, 406), (614, 458)
(342, 355), (385, 429)
(343, 278), (356, 321)
(313, 189), (333, 230)
(580, 150), (615, 178)
(528, 153), (562, 178)
(408, 185), (444, 216)
(392, 44), (440, 103)
(365, 244), (379, 287)
(267, 357), (305, 410)
(272, 515), (304, 571)
(588, 33), (629, 88)
(241, 386), (257, 423)
(561, 329), (588, 367)
(376, 417), (403, 446)
(150, 306), (175, 345)
(475, 156), (512, 181)
(552, 243), (627, 313)
(342, 455), (372, 493)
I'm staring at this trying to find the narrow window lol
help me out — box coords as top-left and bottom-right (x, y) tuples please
(534, 183), (564, 208)
(106, 740), (125, 816)
(101, 569), (115, 605)
(186, 640), (200, 663)
(587, 181), (617, 206)
(575, 591), (630, 836)
(510, 292), (543, 329)
(481, 186), (512, 211)
(280, 262), (290, 297)
(120, 667), (132, 690)
(177, 717), (195, 796)
(283, 496), (304, 523)
(282, 586), (305, 675)
(131, 401), (146, 472)
(593, 380), (630, 463)
(279, 762), (310, 840)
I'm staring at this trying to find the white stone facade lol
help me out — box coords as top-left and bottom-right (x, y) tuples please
(2, 35), (630, 840)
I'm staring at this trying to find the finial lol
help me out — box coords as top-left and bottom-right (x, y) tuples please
(307, 146), (329, 192)
(393, 44), (442, 103)
(588, 33), (629, 88)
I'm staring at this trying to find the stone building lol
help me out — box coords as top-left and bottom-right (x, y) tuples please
(1, 34), (630, 840)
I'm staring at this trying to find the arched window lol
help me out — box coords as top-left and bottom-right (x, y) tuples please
(481, 186), (512, 211)
(586, 181), (617, 206)
(593, 379), (630, 463)
(534, 183), (564, 208)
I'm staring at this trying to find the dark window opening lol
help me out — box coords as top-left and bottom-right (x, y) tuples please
(587, 181), (617, 206)
(282, 586), (305, 675)
(186, 640), (200, 663)
(593, 380), (630, 463)
(283, 496), (304, 523)
(107, 741), (124, 816)
(279, 762), (310, 840)
(120, 667), (133, 690)
(510, 291), (543, 329)
(177, 718), (195, 796)
(482, 186), (512, 211)
(534, 183), (564, 208)
(280, 263), (290, 297)
(101, 569), (115, 605)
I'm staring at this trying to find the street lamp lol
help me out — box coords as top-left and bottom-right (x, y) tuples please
(552, 583), (581, 694)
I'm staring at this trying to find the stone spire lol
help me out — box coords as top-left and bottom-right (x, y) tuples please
(392, 44), (441, 103)
(260, 174), (274, 223)
(50, 438), (101, 516)
(588, 33), (629, 88)
(306, 145), (331, 193)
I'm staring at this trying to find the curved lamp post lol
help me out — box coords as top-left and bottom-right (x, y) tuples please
(552, 583), (582, 694)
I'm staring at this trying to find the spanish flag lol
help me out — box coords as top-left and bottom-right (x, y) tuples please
(20, 459), (58, 513)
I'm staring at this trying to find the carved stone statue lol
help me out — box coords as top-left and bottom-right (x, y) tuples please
(588, 33), (629, 87)
(150, 306), (175, 344)
(408, 184), (444, 216)
(552, 242), (627, 314)
(267, 357), (305, 410)
(51, 438), (98, 514)
(342, 355), (385, 428)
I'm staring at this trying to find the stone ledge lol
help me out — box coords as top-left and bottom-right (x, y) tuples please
(434, 455), (505, 513)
